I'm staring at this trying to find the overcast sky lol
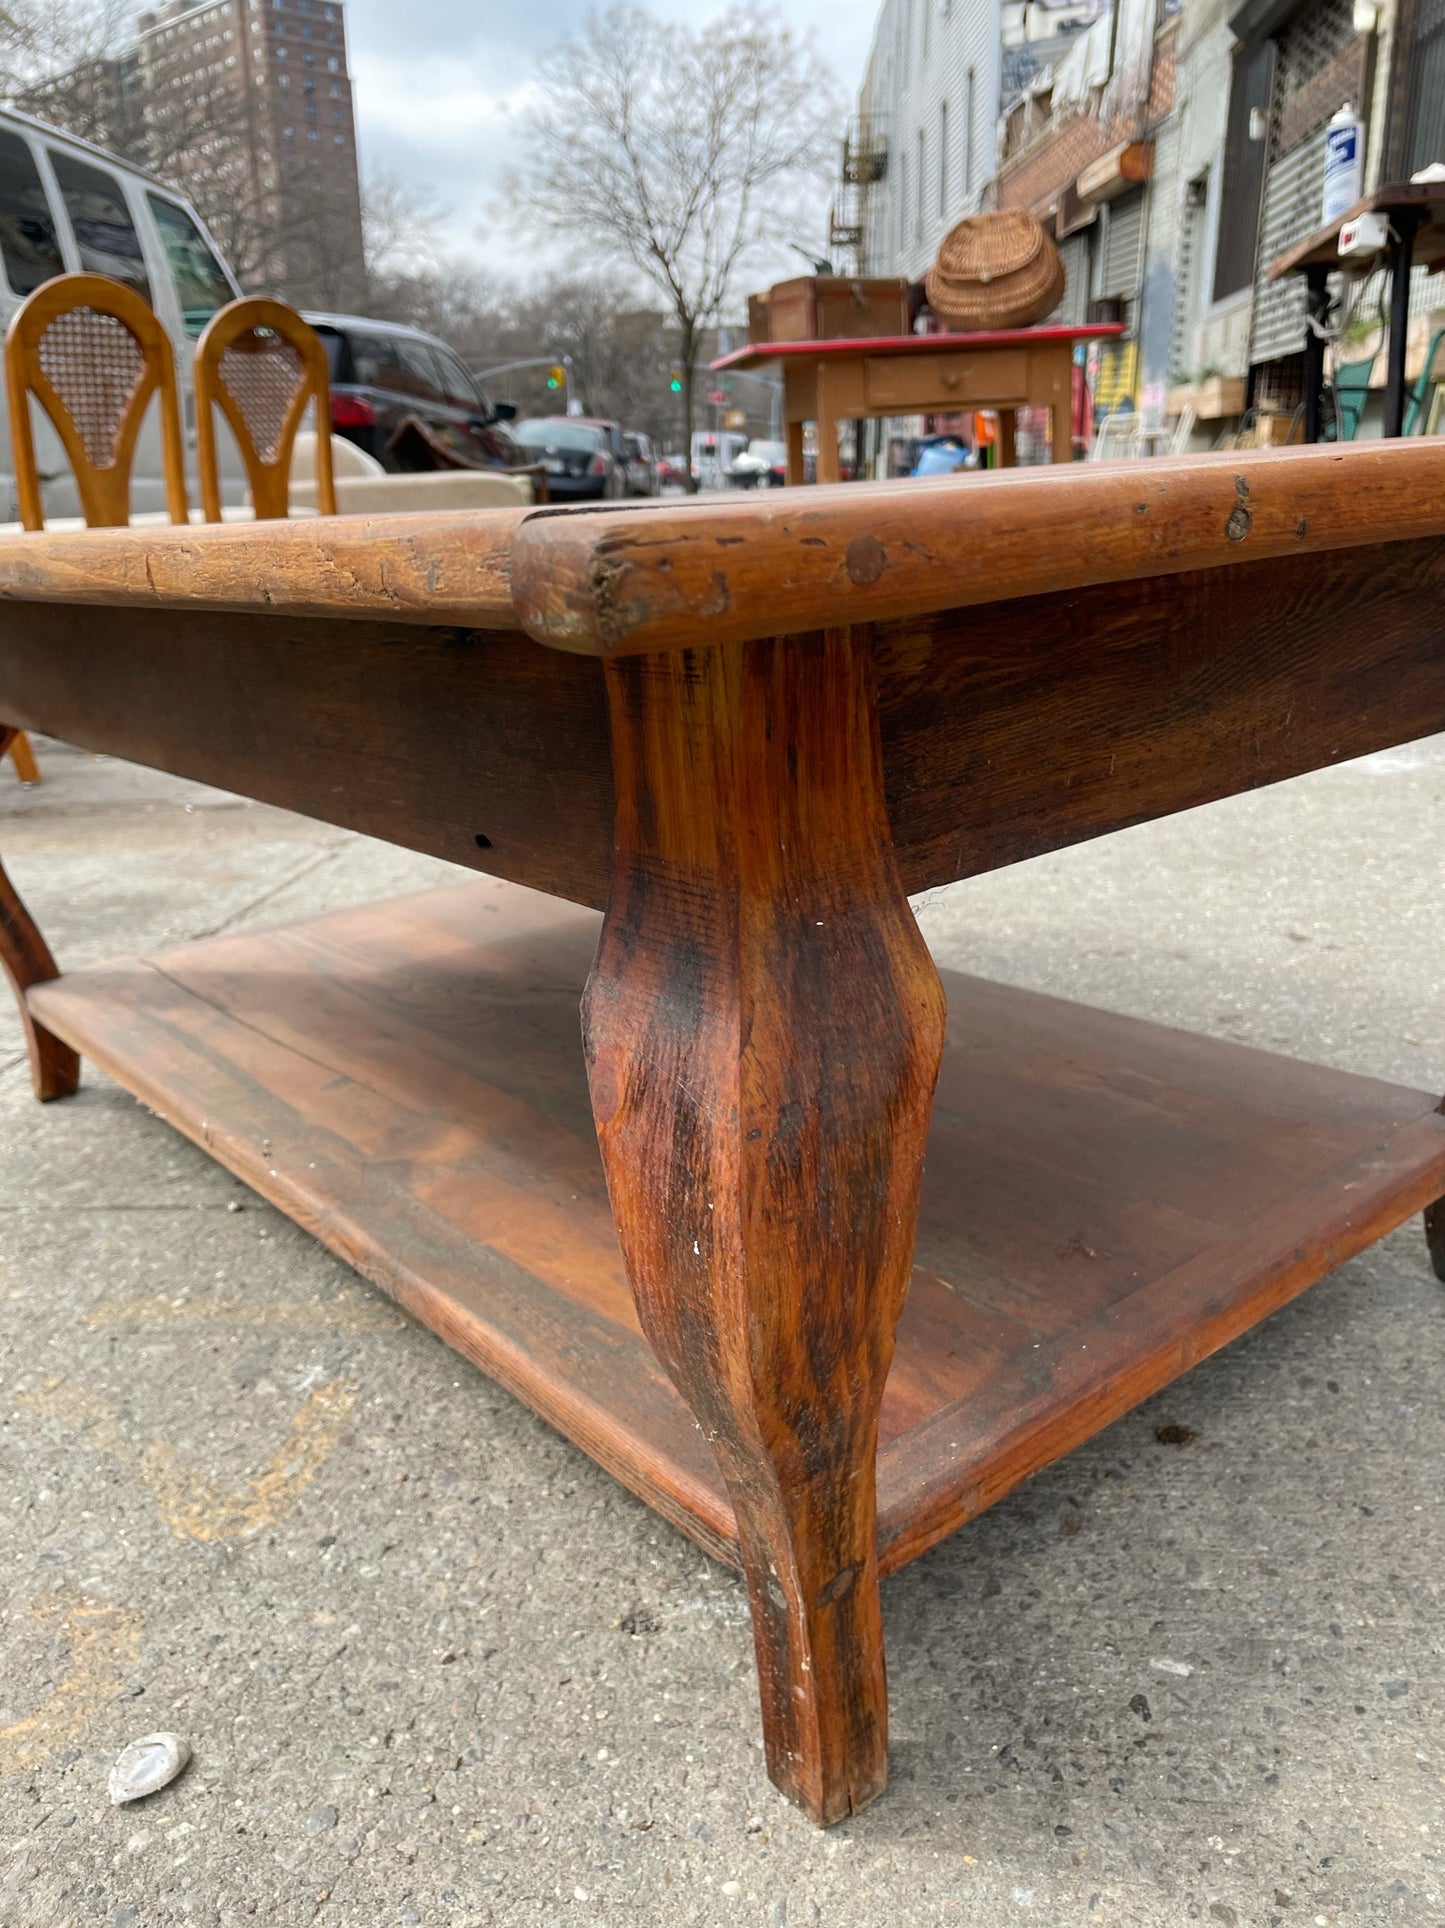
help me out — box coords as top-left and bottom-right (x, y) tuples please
(342, 1), (876, 287)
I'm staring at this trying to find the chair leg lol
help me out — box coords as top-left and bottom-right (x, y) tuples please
(1427, 1196), (1445, 1283)
(0, 727), (78, 1101)
(6, 730), (40, 785)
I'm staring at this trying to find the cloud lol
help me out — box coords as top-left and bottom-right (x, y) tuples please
(342, 0), (871, 276)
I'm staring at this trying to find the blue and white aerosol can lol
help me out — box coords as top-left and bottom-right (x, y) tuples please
(1322, 104), (1365, 224)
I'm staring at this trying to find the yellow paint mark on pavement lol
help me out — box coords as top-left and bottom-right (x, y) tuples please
(84, 1294), (404, 1333)
(0, 1595), (142, 1779)
(17, 1377), (357, 1543)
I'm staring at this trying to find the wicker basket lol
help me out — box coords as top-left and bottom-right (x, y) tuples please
(925, 210), (1065, 331)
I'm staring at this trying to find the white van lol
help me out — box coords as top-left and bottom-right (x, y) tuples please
(0, 107), (244, 521)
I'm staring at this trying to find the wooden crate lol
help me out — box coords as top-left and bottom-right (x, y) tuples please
(767, 275), (909, 343)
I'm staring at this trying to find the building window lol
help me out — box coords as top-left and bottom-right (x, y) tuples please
(326, 54), (338, 69)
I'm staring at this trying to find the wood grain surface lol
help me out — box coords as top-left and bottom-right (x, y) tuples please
(0, 724), (79, 1100)
(509, 442), (1445, 656)
(26, 879), (1445, 1575)
(0, 509), (526, 628)
(874, 531), (1445, 891)
(582, 635), (947, 1823)
(0, 606), (615, 906)
(0, 445), (1439, 656)
(1, 534), (1442, 911)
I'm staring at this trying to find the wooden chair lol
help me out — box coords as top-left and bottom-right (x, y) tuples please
(4, 272), (191, 787)
(5, 271), (189, 530)
(194, 297), (336, 521)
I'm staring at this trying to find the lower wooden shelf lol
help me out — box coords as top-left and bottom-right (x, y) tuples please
(29, 881), (1445, 1576)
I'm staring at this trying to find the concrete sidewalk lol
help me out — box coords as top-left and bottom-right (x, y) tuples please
(1, 736), (1442, 1928)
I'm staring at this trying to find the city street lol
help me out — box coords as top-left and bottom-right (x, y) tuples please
(1, 737), (1441, 1927)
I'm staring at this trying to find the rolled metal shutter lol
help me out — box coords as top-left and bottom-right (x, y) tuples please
(1056, 231), (1091, 327)
(1101, 189), (1144, 300)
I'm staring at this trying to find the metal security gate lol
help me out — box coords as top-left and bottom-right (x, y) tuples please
(1405, 0), (1445, 175)
(1250, 133), (1326, 365)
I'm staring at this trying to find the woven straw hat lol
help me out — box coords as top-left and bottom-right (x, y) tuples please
(926, 209), (1065, 331)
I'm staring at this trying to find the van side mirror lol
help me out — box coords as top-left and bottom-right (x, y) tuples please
(491, 399), (518, 422)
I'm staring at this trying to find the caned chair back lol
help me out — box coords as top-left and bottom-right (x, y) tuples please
(194, 297), (336, 520)
(4, 272), (188, 530)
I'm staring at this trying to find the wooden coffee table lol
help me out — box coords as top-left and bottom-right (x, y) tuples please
(2, 446), (1443, 1826)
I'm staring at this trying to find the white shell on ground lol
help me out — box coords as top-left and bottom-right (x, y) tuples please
(108, 1732), (192, 1805)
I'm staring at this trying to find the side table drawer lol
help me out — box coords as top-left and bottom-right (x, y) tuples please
(864, 350), (1030, 411)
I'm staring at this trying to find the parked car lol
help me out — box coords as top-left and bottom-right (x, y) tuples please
(621, 429), (659, 496)
(657, 451), (689, 489)
(512, 416), (628, 499)
(0, 106), (244, 519)
(727, 438), (788, 488)
(306, 314), (521, 473)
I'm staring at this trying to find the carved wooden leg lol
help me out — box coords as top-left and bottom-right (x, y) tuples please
(1427, 1196), (1445, 1282)
(583, 631), (946, 1824)
(0, 727), (78, 1101)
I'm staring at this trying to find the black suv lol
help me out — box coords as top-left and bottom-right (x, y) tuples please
(306, 313), (522, 472)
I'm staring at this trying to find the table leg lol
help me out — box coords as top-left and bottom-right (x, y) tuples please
(1428, 1186), (1445, 1284)
(1050, 396), (1072, 465)
(1302, 265), (1330, 443)
(583, 633), (946, 1824)
(785, 419), (805, 487)
(998, 410), (1017, 468)
(815, 376), (842, 485)
(0, 728), (79, 1102)
(1384, 209), (1421, 438)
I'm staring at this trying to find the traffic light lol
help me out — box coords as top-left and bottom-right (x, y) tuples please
(668, 368), (683, 393)
(546, 364), (565, 389)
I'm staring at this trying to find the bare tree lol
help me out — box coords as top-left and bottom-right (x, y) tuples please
(509, 4), (839, 481)
(362, 167), (448, 286)
(0, 0), (131, 97)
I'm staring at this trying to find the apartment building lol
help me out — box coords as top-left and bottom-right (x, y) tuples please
(22, 0), (365, 309)
(843, 0), (1003, 279)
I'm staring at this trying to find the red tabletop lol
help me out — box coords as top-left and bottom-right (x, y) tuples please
(712, 323), (1125, 371)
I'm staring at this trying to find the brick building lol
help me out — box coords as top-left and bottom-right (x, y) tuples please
(844, 0), (1445, 447)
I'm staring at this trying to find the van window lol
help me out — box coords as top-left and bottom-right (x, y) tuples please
(0, 131), (64, 298)
(48, 152), (151, 301)
(146, 196), (232, 335)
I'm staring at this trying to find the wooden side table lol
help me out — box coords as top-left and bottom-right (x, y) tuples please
(1, 445), (1443, 1826)
(712, 323), (1124, 480)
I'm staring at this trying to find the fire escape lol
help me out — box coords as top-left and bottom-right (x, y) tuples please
(830, 118), (889, 271)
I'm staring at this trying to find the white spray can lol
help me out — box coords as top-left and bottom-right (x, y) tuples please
(1322, 103), (1366, 224)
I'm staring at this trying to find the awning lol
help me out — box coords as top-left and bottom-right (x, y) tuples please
(1075, 140), (1153, 204)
